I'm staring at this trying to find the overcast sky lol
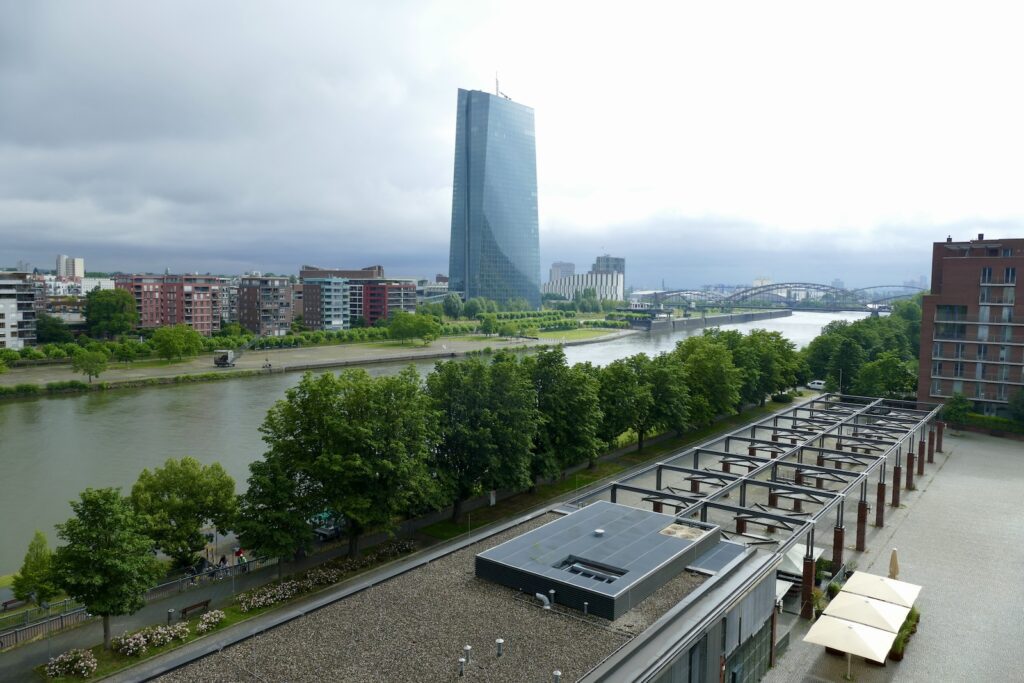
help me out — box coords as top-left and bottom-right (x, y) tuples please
(3, 1), (1023, 289)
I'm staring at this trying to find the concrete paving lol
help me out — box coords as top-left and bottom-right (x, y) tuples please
(764, 429), (1024, 682)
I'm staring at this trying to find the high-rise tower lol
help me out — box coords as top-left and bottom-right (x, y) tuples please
(448, 88), (541, 308)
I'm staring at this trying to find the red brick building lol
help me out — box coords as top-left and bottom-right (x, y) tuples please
(918, 234), (1024, 416)
(114, 274), (224, 336)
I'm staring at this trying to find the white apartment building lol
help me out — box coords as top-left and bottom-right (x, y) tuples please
(56, 255), (85, 278)
(0, 272), (37, 349)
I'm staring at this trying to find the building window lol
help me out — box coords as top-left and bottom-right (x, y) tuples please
(977, 344), (988, 360)
(975, 362), (984, 379)
(953, 362), (965, 377)
(997, 384), (1008, 400)
(932, 361), (943, 376)
(979, 306), (990, 322)
(1004, 326), (1014, 342)
(978, 325), (989, 341)
(981, 267), (993, 284)
(1006, 267), (1017, 284)
(956, 343), (966, 358)
(931, 379), (942, 395)
(999, 345), (1009, 362)
(932, 341), (943, 358)
(1002, 308), (1014, 323)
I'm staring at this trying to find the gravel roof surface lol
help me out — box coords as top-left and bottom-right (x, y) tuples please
(157, 514), (707, 682)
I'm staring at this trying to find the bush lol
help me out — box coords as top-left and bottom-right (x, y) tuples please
(196, 609), (226, 634)
(45, 649), (98, 678)
(112, 622), (190, 657)
(961, 412), (1024, 435)
(771, 393), (794, 403)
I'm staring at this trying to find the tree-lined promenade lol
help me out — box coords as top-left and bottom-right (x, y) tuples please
(12, 326), (808, 653)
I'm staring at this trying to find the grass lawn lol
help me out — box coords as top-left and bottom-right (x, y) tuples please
(535, 328), (615, 341)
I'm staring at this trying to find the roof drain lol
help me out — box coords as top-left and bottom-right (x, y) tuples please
(535, 592), (551, 609)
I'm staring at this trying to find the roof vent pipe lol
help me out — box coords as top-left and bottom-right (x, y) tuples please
(549, 589), (556, 606)
(594, 528), (605, 537)
(535, 592), (551, 609)
(554, 670), (563, 683)
(978, 233), (985, 240)
(463, 644), (472, 663)
(583, 601), (589, 616)
(458, 657), (465, 676)
(496, 638), (504, 657)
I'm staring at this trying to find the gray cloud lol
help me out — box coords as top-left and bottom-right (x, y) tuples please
(0, 3), (1010, 287)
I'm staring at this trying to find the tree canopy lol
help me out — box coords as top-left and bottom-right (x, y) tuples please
(83, 288), (137, 339)
(151, 324), (204, 360)
(71, 350), (107, 383)
(52, 488), (163, 649)
(12, 530), (58, 606)
(130, 457), (237, 566)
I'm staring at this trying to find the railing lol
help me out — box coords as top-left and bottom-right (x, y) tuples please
(145, 556), (277, 603)
(934, 316), (1020, 325)
(0, 598), (83, 634)
(0, 608), (90, 649)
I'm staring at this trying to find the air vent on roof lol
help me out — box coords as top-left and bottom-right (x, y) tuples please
(554, 556), (626, 584)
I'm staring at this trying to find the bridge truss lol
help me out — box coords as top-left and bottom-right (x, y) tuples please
(647, 283), (924, 310)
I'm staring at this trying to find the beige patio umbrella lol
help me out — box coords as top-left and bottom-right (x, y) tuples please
(804, 615), (897, 678)
(843, 571), (921, 608)
(889, 548), (899, 580)
(824, 592), (910, 633)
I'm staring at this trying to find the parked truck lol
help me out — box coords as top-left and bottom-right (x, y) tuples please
(214, 350), (236, 367)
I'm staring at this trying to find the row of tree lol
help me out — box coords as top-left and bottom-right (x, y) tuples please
(13, 327), (804, 649)
(801, 300), (922, 396)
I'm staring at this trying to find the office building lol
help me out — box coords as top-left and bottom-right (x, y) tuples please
(55, 255), (85, 278)
(448, 88), (541, 308)
(0, 272), (37, 349)
(918, 234), (1024, 416)
(238, 276), (293, 337)
(549, 261), (575, 283)
(542, 272), (624, 302)
(591, 255), (625, 279)
(115, 274), (224, 336)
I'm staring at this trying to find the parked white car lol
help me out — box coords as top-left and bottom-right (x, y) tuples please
(807, 379), (827, 390)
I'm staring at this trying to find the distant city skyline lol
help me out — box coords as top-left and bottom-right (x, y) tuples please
(4, 3), (1021, 289)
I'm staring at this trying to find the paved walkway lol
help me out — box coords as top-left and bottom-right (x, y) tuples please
(765, 429), (1024, 682)
(0, 332), (633, 387)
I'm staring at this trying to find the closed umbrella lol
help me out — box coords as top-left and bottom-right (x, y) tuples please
(804, 615), (897, 677)
(889, 548), (899, 580)
(824, 592), (910, 633)
(843, 571), (921, 608)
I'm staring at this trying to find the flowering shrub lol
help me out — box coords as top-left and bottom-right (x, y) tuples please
(196, 609), (226, 634)
(112, 622), (191, 656)
(111, 630), (149, 657)
(235, 540), (417, 612)
(45, 648), (98, 678)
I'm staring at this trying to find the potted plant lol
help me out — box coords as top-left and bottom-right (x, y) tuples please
(811, 587), (827, 619)
(827, 581), (842, 599)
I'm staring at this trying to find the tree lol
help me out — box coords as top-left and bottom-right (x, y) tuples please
(598, 355), (655, 449)
(83, 288), (137, 339)
(852, 351), (916, 398)
(1008, 390), (1024, 425)
(674, 337), (741, 427)
(113, 341), (137, 364)
(71, 350), (107, 383)
(414, 314), (441, 345)
(235, 457), (318, 577)
(52, 488), (163, 650)
(258, 369), (437, 558)
(479, 314), (498, 336)
(35, 313), (74, 344)
(941, 393), (971, 425)
(463, 297), (483, 319)
(527, 348), (603, 473)
(151, 324), (204, 360)
(428, 356), (535, 520)
(12, 531), (59, 606)
(130, 457), (237, 567)
(442, 293), (464, 319)
(506, 297), (531, 312)
(826, 337), (865, 394)
(648, 352), (691, 436)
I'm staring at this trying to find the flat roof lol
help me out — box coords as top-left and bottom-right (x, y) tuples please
(156, 512), (714, 682)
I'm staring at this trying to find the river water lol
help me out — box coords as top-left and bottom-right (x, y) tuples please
(0, 311), (865, 573)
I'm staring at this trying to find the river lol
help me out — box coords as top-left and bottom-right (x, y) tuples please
(0, 311), (865, 573)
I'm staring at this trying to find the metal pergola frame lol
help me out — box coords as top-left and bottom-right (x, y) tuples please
(568, 392), (943, 618)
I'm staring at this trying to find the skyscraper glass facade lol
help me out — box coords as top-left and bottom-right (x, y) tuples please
(449, 89), (541, 308)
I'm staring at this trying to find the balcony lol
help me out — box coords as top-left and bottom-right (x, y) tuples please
(934, 316), (1020, 325)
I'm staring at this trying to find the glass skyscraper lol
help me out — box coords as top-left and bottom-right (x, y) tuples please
(448, 88), (541, 308)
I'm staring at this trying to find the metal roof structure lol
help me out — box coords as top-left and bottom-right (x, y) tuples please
(475, 500), (720, 619)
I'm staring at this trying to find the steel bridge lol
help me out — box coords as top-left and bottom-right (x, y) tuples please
(640, 283), (925, 311)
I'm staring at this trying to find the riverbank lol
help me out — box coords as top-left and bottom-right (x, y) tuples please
(0, 329), (637, 399)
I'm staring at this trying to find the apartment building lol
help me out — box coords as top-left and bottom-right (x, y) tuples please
(300, 266), (416, 329)
(918, 234), (1024, 415)
(115, 274), (224, 336)
(238, 276), (293, 337)
(0, 272), (37, 349)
